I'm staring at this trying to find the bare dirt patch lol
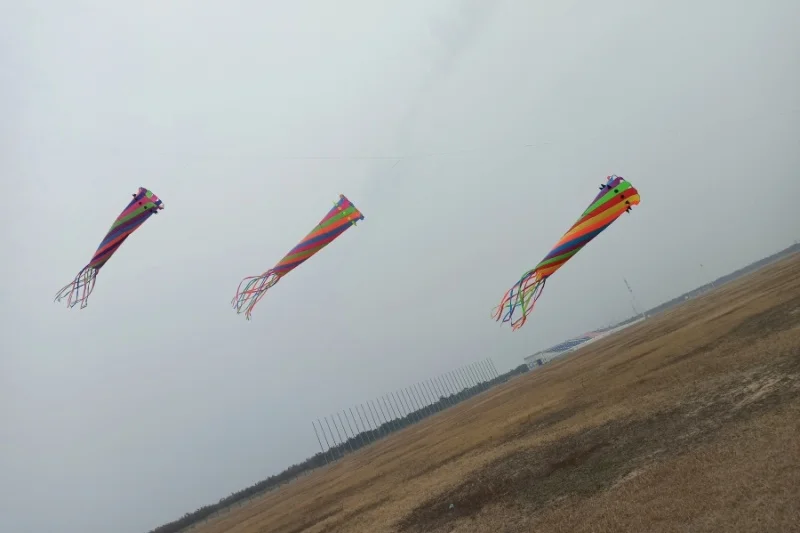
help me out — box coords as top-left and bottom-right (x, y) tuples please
(398, 345), (800, 532)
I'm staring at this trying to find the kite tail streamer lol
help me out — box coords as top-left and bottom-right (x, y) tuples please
(492, 272), (548, 331)
(54, 266), (99, 309)
(231, 270), (282, 320)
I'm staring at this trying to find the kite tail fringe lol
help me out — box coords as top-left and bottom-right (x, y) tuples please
(54, 266), (98, 309)
(232, 270), (281, 320)
(492, 272), (547, 331)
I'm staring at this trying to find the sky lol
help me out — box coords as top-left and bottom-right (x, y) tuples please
(1, 1), (799, 532)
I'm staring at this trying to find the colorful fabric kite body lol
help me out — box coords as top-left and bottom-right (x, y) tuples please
(54, 187), (164, 309)
(493, 175), (640, 330)
(232, 194), (365, 320)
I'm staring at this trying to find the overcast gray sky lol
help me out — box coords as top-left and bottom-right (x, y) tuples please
(2, 1), (799, 532)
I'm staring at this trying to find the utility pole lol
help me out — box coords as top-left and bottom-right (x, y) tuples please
(379, 399), (392, 433)
(415, 383), (432, 416)
(419, 381), (436, 415)
(392, 391), (406, 417)
(312, 421), (328, 465)
(699, 263), (715, 289)
(472, 362), (486, 385)
(423, 380), (440, 411)
(318, 418), (332, 456)
(438, 374), (453, 397)
(462, 366), (477, 387)
(335, 413), (352, 453)
(367, 401), (384, 437)
(324, 417), (339, 457)
(347, 407), (365, 446)
(356, 405), (373, 443)
(374, 399), (388, 428)
(454, 368), (468, 390)
(431, 377), (447, 406)
(623, 277), (645, 319)
(344, 408), (362, 448)
(381, 396), (398, 430)
(403, 388), (420, 421)
(446, 371), (460, 398)
(481, 359), (494, 381)
(437, 376), (451, 404)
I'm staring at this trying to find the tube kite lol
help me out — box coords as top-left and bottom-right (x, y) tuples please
(232, 194), (365, 320)
(54, 187), (164, 309)
(493, 175), (640, 330)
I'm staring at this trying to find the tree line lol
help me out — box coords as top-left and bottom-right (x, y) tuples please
(147, 364), (529, 533)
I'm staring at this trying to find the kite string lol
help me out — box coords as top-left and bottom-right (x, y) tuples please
(265, 108), (800, 161)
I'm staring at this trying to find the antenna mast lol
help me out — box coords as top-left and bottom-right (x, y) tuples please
(623, 277), (645, 319)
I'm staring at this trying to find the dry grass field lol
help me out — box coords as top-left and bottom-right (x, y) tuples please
(188, 254), (800, 533)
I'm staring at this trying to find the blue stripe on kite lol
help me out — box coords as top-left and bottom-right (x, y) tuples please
(97, 212), (153, 249)
(284, 221), (351, 256)
(546, 225), (607, 258)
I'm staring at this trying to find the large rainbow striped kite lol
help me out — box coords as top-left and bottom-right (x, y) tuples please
(232, 194), (365, 320)
(55, 187), (164, 309)
(493, 175), (640, 330)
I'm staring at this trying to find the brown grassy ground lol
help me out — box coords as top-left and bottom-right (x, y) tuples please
(188, 254), (800, 533)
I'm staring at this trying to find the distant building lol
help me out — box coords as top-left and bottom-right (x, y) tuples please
(523, 318), (646, 369)
(524, 333), (599, 369)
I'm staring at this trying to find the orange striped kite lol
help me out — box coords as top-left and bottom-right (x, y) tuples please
(493, 175), (640, 330)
